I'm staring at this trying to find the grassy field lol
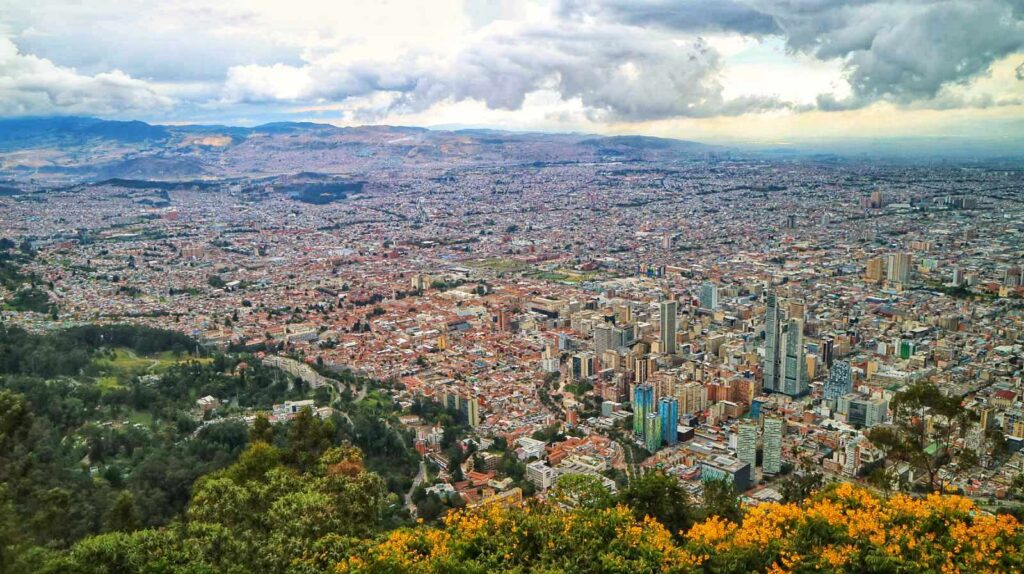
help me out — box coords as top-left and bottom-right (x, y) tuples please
(91, 348), (211, 389)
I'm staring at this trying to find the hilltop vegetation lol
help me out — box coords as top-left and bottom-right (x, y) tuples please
(0, 324), (422, 572)
(343, 480), (1024, 574)
(4, 327), (1024, 573)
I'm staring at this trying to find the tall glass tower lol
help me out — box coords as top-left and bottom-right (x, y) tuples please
(658, 396), (678, 446)
(763, 292), (782, 392)
(659, 300), (677, 355)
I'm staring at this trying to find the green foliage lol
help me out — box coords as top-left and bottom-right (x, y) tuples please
(700, 479), (742, 523)
(46, 443), (388, 574)
(618, 471), (693, 538)
(867, 380), (969, 491)
(550, 473), (614, 510)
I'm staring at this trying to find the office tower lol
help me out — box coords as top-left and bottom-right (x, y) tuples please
(950, 266), (964, 286)
(460, 397), (480, 427)
(786, 214), (797, 229)
(633, 355), (650, 383)
(633, 384), (654, 436)
(821, 336), (835, 368)
(824, 361), (853, 401)
(865, 257), (884, 284)
(763, 292), (782, 393)
(699, 282), (719, 311)
(644, 412), (662, 452)
(593, 323), (613, 355)
(762, 416), (783, 475)
(840, 395), (889, 428)
(659, 300), (678, 354)
(571, 352), (594, 380)
(886, 252), (912, 286)
(898, 339), (916, 360)
(658, 397), (679, 446)
(781, 318), (808, 396)
(737, 420), (758, 483)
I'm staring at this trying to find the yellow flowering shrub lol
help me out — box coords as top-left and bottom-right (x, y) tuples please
(339, 484), (1024, 574)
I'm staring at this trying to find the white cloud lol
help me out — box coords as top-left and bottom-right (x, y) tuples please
(0, 0), (1021, 136)
(0, 38), (171, 116)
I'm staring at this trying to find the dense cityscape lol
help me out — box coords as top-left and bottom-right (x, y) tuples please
(4, 0), (1024, 570)
(4, 131), (1024, 513)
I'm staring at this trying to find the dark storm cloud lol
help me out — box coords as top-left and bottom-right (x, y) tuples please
(567, 0), (1024, 109)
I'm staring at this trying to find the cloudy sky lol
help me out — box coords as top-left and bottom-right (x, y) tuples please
(1, 0), (1023, 142)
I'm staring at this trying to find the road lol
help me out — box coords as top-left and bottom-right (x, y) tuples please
(404, 460), (428, 516)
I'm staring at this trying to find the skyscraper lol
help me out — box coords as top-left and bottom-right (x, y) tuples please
(737, 420), (758, 482)
(658, 396), (679, 446)
(865, 257), (884, 284)
(699, 282), (719, 311)
(644, 412), (662, 452)
(781, 318), (808, 396)
(824, 361), (853, 401)
(887, 252), (912, 286)
(659, 300), (677, 355)
(763, 292), (782, 393)
(762, 416), (783, 475)
(633, 384), (654, 436)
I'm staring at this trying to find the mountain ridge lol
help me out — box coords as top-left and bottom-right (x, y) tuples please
(0, 116), (716, 183)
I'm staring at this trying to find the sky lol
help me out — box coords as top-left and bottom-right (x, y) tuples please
(1, 0), (1023, 143)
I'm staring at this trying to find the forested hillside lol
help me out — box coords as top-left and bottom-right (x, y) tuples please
(0, 324), (416, 572)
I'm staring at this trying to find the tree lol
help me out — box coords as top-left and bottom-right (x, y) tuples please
(549, 474), (613, 510)
(283, 408), (334, 473)
(103, 492), (142, 533)
(867, 380), (969, 492)
(779, 470), (824, 504)
(617, 471), (693, 538)
(700, 479), (741, 523)
(250, 416), (275, 445)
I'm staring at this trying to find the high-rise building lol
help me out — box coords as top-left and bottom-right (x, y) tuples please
(658, 397), (679, 446)
(781, 318), (808, 397)
(886, 252), (912, 286)
(839, 395), (889, 428)
(950, 266), (965, 286)
(737, 420), (758, 483)
(659, 300), (678, 354)
(593, 323), (613, 355)
(644, 412), (662, 452)
(763, 292), (783, 393)
(762, 416), (783, 475)
(865, 257), (884, 283)
(633, 384), (654, 436)
(824, 361), (853, 401)
(571, 352), (594, 380)
(699, 282), (719, 311)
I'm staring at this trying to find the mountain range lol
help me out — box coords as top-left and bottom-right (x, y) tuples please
(0, 116), (716, 183)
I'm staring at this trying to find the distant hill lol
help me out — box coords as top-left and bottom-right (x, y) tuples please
(0, 116), (717, 182)
(0, 116), (171, 150)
